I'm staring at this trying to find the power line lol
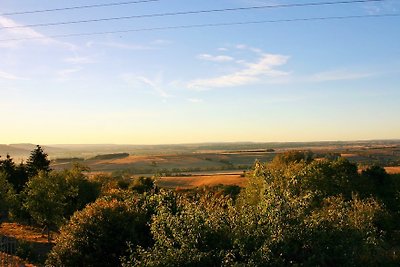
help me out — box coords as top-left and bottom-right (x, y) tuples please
(0, 0), (386, 30)
(0, 0), (162, 16)
(0, 13), (398, 42)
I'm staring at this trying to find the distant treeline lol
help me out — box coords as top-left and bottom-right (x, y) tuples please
(88, 153), (130, 160)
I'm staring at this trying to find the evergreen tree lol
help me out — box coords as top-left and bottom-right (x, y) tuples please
(26, 145), (51, 178)
(0, 154), (15, 175)
(13, 163), (29, 193)
(0, 154), (28, 193)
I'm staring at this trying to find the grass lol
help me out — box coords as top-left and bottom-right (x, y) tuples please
(0, 223), (55, 244)
(0, 222), (55, 266)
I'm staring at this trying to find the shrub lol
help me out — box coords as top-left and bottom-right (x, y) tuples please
(46, 196), (154, 267)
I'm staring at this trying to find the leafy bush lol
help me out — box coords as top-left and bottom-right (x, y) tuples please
(23, 171), (72, 240)
(123, 192), (235, 267)
(46, 196), (154, 267)
(0, 171), (15, 218)
(123, 156), (390, 266)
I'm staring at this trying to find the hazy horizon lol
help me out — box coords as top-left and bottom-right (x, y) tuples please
(3, 138), (400, 147)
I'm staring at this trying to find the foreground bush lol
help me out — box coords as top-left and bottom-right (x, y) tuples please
(43, 154), (399, 266)
(122, 157), (390, 266)
(0, 171), (15, 217)
(46, 196), (154, 267)
(122, 193), (235, 267)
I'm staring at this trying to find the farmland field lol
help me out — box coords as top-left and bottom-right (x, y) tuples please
(384, 166), (400, 174)
(157, 172), (247, 189)
(48, 141), (400, 177)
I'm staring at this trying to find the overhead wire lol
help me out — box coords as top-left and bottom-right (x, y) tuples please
(0, 13), (398, 42)
(0, 0), (162, 16)
(0, 0), (387, 30)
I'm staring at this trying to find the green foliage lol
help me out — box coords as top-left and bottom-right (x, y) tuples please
(0, 154), (15, 176)
(123, 156), (391, 266)
(26, 145), (51, 178)
(23, 171), (72, 238)
(62, 164), (101, 218)
(46, 196), (154, 267)
(11, 151), (392, 266)
(0, 154), (29, 193)
(129, 177), (155, 193)
(270, 150), (314, 166)
(123, 192), (235, 267)
(0, 171), (16, 217)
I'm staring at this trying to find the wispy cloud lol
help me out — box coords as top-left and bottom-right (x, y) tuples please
(57, 68), (82, 81)
(151, 39), (172, 45)
(0, 16), (76, 50)
(87, 41), (154, 50)
(235, 44), (263, 54)
(64, 56), (94, 64)
(188, 47), (289, 90)
(362, 0), (399, 15)
(307, 70), (373, 82)
(121, 73), (171, 98)
(0, 70), (26, 80)
(86, 39), (172, 50)
(197, 54), (234, 62)
(187, 98), (203, 103)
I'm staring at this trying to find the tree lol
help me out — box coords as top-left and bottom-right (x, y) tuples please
(26, 145), (51, 178)
(0, 154), (15, 175)
(62, 163), (101, 218)
(12, 163), (29, 193)
(0, 154), (29, 193)
(46, 196), (154, 267)
(23, 171), (71, 241)
(124, 192), (234, 267)
(0, 172), (15, 220)
(129, 176), (155, 193)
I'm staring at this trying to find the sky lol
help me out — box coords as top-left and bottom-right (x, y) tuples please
(0, 0), (399, 144)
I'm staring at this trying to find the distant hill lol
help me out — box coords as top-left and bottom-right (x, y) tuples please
(0, 144), (70, 161)
(0, 144), (30, 161)
(0, 144), (31, 159)
(2, 140), (400, 162)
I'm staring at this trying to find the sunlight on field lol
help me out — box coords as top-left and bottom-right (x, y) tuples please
(0, 223), (55, 244)
(384, 167), (400, 174)
(157, 173), (247, 189)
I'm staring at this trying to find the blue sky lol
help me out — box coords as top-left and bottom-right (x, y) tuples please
(0, 0), (399, 144)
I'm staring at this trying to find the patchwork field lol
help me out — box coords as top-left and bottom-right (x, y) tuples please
(6, 140), (397, 178)
(52, 152), (276, 174)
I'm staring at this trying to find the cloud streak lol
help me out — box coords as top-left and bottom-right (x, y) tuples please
(122, 73), (171, 98)
(57, 68), (82, 81)
(307, 70), (373, 82)
(0, 70), (26, 80)
(86, 39), (172, 51)
(64, 56), (94, 64)
(0, 16), (75, 49)
(197, 54), (234, 62)
(188, 51), (289, 89)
